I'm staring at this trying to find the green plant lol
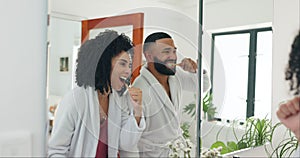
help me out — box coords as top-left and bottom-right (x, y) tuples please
(181, 122), (191, 139)
(183, 93), (217, 120)
(237, 117), (280, 149)
(266, 129), (299, 158)
(183, 102), (196, 117)
(203, 93), (216, 120)
(210, 117), (280, 155)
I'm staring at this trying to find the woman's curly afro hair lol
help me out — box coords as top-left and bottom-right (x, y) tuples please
(285, 31), (300, 95)
(75, 30), (133, 94)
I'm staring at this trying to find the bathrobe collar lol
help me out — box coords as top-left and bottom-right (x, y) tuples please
(140, 65), (181, 116)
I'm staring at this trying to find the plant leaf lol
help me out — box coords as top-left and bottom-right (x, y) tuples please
(227, 141), (238, 151)
(210, 141), (230, 154)
(183, 103), (196, 117)
(237, 141), (247, 150)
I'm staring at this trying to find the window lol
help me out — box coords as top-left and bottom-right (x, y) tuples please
(211, 28), (272, 120)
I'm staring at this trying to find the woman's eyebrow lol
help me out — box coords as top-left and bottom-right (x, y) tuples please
(119, 58), (128, 63)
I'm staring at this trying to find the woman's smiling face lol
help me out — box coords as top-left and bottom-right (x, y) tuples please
(110, 51), (131, 91)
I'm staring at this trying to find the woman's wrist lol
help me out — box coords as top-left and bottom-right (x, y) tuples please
(292, 128), (300, 143)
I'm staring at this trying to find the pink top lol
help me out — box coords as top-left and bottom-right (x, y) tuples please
(95, 119), (108, 158)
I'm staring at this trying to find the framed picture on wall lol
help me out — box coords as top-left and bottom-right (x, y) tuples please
(59, 57), (69, 72)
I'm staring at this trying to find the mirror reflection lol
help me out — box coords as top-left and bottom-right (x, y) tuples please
(47, 0), (274, 157)
(47, 0), (204, 157)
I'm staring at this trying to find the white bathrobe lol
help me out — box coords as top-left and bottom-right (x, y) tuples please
(132, 66), (211, 157)
(294, 146), (300, 157)
(48, 86), (145, 157)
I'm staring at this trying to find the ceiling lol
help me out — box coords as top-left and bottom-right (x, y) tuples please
(49, 0), (207, 20)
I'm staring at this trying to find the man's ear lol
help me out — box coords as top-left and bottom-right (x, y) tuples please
(144, 51), (153, 61)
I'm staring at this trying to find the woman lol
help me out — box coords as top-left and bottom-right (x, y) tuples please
(277, 31), (300, 156)
(48, 30), (145, 157)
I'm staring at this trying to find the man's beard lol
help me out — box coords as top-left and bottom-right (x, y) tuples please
(153, 57), (176, 75)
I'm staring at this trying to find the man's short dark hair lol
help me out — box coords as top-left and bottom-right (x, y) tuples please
(143, 32), (172, 53)
(75, 30), (133, 94)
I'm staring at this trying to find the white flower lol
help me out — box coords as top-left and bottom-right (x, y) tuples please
(183, 147), (191, 152)
(201, 148), (222, 158)
(168, 137), (193, 158)
(166, 141), (173, 146)
(169, 153), (174, 157)
(174, 139), (180, 145)
(179, 142), (185, 149)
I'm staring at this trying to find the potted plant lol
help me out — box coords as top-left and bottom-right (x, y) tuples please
(210, 117), (281, 155)
(266, 129), (299, 158)
(203, 93), (217, 121)
(183, 93), (217, 121)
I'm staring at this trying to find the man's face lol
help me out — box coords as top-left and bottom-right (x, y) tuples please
(150, 38), (177, 75)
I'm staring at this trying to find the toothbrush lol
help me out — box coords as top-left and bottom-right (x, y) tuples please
(120, 77), (130, 95)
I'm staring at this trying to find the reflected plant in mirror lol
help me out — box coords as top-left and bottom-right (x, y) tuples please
(183, 93), (217, 121)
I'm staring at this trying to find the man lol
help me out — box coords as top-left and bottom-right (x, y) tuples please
(133, 32), (211, 157)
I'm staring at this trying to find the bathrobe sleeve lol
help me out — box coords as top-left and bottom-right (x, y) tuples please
(48, 92), (77, 157)
(176, 67), (211, 94)
(119, 94), (146, 152)
(293, 146), (300, 157)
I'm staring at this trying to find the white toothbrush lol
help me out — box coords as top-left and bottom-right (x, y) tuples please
(120, 77), (130, 95)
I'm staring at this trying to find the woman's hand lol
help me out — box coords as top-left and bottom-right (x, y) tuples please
(128, 87), (143, 118)
(277, 96), (300, 142)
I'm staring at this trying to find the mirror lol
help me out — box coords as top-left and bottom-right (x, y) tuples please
(47, 0), (202, 157)
(201, 0), (274, 155)
(47, 0), (274, 156)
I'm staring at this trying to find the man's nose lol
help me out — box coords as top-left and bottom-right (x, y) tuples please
(169, 51), (177, 59)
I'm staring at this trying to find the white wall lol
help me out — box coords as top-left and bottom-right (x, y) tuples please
(48, 17), (81, 97)
(204, 0), (273, 30)
(271, 0), (300, 124)
(0, 0), (47, 156)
